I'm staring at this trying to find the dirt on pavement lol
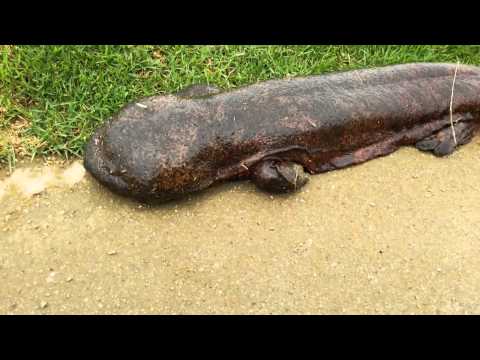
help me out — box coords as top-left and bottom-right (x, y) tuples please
(1, 138), (480, 314)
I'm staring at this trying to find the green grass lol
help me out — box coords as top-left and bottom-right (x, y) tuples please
(1, 45), (480, 166)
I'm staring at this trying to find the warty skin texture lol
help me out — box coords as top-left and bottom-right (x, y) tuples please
(84, 63), (480, 202)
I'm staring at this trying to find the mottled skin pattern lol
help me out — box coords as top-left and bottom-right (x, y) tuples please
(84, 63), (480, 202)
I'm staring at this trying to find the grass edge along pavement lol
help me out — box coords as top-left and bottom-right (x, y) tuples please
(1, 45), (480, 170)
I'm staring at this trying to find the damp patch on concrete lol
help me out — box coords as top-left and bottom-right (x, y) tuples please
(0, 161), (85, 199)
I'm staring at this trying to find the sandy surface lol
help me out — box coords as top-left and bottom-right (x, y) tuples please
(1, 138), (480, 314)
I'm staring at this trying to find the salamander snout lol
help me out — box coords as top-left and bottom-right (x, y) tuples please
(83, 129), (131, 197)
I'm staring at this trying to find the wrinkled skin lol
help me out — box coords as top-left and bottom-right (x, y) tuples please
(84, 63), (480, 202)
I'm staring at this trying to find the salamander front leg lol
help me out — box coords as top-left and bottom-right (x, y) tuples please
(415, 122), (478, 157)
(251, 159), (309, 193)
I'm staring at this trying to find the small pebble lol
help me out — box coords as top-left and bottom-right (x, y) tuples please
(40, 301), (48, 309)
(107, 250), (118, 255)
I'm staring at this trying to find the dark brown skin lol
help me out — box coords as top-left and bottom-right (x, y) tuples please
(84, 63), (480, 202)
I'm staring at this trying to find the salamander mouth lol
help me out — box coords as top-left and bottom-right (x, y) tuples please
(84, 126), (179, 203)
(83, 127), (130, 196)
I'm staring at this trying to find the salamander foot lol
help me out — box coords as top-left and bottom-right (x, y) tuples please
(252, 159), (309, 193)
(415, 122), (477, 156)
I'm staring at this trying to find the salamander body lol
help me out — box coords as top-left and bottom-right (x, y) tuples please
(84, 63), (480, 202)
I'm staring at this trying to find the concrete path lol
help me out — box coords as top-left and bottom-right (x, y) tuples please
(1, 138), (480, 314)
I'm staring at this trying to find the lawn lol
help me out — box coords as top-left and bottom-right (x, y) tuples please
(1, 45), (480, 167)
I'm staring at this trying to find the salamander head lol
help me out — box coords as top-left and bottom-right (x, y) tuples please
(83, 124), (133, 198)
(84, 98), (215, 202)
